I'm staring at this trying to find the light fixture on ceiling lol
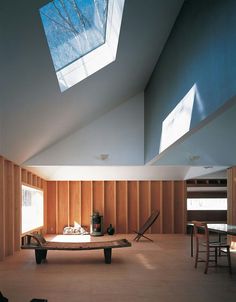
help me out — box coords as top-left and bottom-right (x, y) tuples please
(204, 166), (213, 169)
(188, 155), (200, 162)
(98, 154), (109, 161)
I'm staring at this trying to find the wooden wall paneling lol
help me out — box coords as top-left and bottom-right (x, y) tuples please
(104, 181), (116, 231)
(14, 165), (21, 251)
(57, 181), (69, 233)
(37, 176), (41, 188)
(151, 181), (162, 233)
(127, 181), (138, 233)
(0, 157), (5, 260)
(139, 181), (151, 233)
(162, 181), (174, 234)
(116, 181), (128, 233)
(227, 168), (236, 224)
(69, 181), (81, 226)
(4, 160), (14, 256)
(227, 167), (236, 248)
(21, 169), (27, 183)
(42, 180), (47, 234)
(46, 181), (57, 234)
(81, 181), (92, 229)
(93, 181), (104, 215)
(32, 174), (37, 187)
(174, 181), (186, 234)
(27, 172), (32, 186)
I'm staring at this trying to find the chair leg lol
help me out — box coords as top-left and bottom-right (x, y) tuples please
(226, 247), (232, 274)
(194, 240), (199, 269)
(140, 234), (153, 242)
(204, 247), (209, 274)
(215, 247), (217, 265)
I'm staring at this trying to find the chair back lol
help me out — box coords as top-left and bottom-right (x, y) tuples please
(193, 221), (209, 245)
(139, 210), (160, 234)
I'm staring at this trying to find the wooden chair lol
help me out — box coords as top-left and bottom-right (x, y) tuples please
(133, 210), (160, 242)
(193, 221), (232, 274)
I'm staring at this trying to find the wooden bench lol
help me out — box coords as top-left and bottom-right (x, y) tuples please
(21, 234), (131, 264)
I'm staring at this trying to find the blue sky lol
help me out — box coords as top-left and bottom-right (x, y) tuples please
(40, 0), (108, 71)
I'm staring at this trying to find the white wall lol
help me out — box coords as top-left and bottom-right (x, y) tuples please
(25, 93), (144, 166)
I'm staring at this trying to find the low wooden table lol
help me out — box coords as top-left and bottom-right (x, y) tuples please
(21, 234), (131, 264)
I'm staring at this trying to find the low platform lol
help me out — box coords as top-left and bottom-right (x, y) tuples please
(21, 234), (131, 264)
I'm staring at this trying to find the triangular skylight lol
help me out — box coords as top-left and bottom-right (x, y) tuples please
(40, 0), (125, 92)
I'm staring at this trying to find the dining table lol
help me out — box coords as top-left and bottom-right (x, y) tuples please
(188, 222), (236, 257)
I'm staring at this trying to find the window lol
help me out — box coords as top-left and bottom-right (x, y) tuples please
(22, 185), (44, 233)
(187, 198), (227, 211)
(40, 0), (125, 92)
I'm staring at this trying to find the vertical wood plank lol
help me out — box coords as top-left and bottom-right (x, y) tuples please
(227, 167), (236, 247)
(47, 181), (57, 234)
(104, 181), (116, 231)
(27, 172), (32, 186)
(42, 180), (47, 234)
(37, 176), (41, 188)
(151, 181), (162, 233)
(14, 165), (21, 251)
(116, 181), (127, 233)
(57, 181), (69, 233)
(81, 181), (92, 229)
(139, 181), (150, 231)
(93, 181), (104, 215)
(162, 181), (174, 233)
(0, 157), (5, 260)
(32, 175), (37, 187)
(69, 181), (81, 226)
(4, 160), (14, 256)
(128, 181), (138, 233)
(174, 181), (186, 234)
(21, 169), (27, 183)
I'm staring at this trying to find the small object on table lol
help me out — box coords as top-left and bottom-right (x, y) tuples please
(107, 224), (115, 235)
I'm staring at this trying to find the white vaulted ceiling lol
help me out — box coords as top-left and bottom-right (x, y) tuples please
(1, 0), (233, 180)
(0, 0), (183, 161)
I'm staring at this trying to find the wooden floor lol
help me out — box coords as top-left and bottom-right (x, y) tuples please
(1, 234), (236, 302)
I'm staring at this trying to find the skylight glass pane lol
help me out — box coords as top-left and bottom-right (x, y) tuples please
(40, 0), (108, 72)
(40, 0), (125, 92)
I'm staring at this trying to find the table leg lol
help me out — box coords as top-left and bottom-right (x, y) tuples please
(190, 225), (194, 257)
(35, 249), (47, 264)
(104, 248), (112, 264)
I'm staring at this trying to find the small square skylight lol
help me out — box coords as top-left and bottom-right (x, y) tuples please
(40, 0), (125, 92)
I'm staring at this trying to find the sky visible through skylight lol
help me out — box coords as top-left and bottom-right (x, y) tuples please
(40, 0), (108, 72)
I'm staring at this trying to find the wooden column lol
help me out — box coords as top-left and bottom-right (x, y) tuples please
(14, 165), (21, 251)
(227, 167), (236, 248)
(4, 160), (14, 256)
(0, 157), (5, 260)
(42, 180), (47, 234)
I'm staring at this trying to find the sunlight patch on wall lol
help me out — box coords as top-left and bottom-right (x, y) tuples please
(22, 185), (44, 233)
(40, 0), (125, 92)
(159, 84), (196, 153)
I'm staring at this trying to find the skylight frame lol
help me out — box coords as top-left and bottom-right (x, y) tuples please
(40, 0), (125, 92)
